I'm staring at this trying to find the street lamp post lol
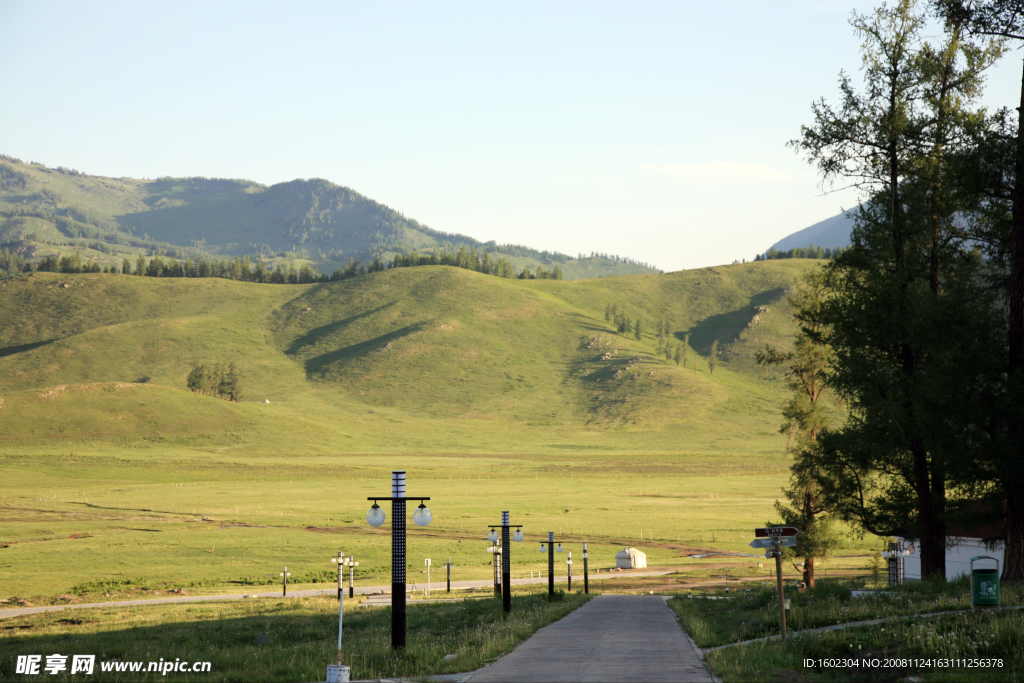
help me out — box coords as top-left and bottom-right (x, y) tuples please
(488, 512), (524, 613)
(567, 551), (573, 591)
(347, 556), (358, 598)
(327, 551), (349, 681)
(331, 553), (358, 600)
(488, 539), (501, 597)
(332, 551), (346, 601)
(280, 566), (290, 597)
(445, 558), (454, 593)
(881, 541), (909, 587)
(538, 532), (564, 599)
(366, 470), (433, 649)
(583, 542), (589, 594)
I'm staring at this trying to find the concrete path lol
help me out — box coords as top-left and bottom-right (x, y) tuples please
(0, 570), (673, 620)
(466, 595), (713, 683)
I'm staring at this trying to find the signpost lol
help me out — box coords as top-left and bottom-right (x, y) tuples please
(425, 558), (431, 596)
(753, 527), (798, 641)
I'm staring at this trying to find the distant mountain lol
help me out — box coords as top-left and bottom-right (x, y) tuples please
(769, 209), (855, 253)
(0, 155), (659, 279)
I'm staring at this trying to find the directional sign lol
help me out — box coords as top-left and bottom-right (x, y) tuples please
(750, 537), (797, 549)
(755, 527), (799, 538)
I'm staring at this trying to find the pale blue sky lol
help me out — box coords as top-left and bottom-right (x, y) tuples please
(2, 1), (1021, 271)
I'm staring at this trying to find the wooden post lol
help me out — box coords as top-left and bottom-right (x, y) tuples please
(774, 539), (786, 640)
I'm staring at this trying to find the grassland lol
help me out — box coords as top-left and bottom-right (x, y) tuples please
(0, 590), (591, 681)
(679, 578), (1024, 682)
(0, 259), (874, 609)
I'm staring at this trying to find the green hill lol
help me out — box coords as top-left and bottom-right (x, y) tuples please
(0, 259), (812, 456)
(0, 155), (657, 279)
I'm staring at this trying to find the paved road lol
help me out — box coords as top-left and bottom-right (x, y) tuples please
(0, 570), (673, 620)
(466, 595), (713, 683)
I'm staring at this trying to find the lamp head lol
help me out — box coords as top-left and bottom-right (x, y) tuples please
(556, 543), (564, 553)
(366, 502), (385, 527)
(488, 529), (499, 543)
(539, 543), (546, 554)
(513, 529), (524, 542)
(413, 502), (433, 527)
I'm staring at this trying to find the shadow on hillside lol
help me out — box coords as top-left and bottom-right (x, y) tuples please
(282, 301), (398, 356)
(302, 323), (426, 378)
(679, 287), (787, 355)
(0, 338), (58, 359)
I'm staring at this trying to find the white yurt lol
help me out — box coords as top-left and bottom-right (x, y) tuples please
(615, 547), (647, 569)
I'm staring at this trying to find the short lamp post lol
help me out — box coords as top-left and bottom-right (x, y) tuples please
(280, 566), (291, 597)
(347, 556), (358, 598)
(488, 512), (524, 613)
(538, 532), (565, 599)
(444, 558), (454, 593)
(327, 551), (350, 682)
(331, 553), (358, 600)
(425, 558), (431, 595)
(366, 470), (433, 650)
(881, 541), (909, 587)
(487, 539), (501, 597)
(567, 551), (573, 591)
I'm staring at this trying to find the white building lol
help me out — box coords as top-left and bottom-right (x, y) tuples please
(898, 514), (1004, 581)
(898, 537), (1003, 581)
(615, 547), (647, 569)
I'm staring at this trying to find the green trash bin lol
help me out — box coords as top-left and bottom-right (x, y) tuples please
(970, 556), (999, 608)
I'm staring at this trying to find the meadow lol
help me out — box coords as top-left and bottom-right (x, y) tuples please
(684, 579), (1024, 682)
(0, 589), (591, 681)
(0, 260), (871, 606)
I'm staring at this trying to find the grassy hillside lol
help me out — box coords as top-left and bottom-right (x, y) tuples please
(0, 155), (657, 279)
(0, 259), (813, 454)
(0, 258), (876, 602)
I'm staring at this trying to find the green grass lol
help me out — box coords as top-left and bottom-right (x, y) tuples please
(668, 577), (1024, 649)
(0, 260), (874, 602)
(0, 589), (591, 681)
(706, 608), (1024, 682)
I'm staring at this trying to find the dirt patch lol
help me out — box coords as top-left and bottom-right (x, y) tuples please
(38, 385), (67, 399)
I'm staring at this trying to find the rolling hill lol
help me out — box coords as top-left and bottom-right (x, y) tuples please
(0, 259), (816, 456)
(0, 155), (657, 279)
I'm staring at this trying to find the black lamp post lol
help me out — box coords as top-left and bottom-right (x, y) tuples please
(567, 550), (573, 590)
(583, 542), (589, 594)
(366, 470), (433, 649)
(488, 511), (524, 613)
(538, 532), (564, 599)
(444, 558), (454, 593)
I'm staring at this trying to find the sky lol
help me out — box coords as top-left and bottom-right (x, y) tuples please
(2, 1), (1022, 272)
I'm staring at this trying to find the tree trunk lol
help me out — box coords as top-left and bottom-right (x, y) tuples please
(804, 555), (815, 588)
(1005, 487), (1024, 580)
(913, 435), (946, 579)
(1003, 53), (1024, 582)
